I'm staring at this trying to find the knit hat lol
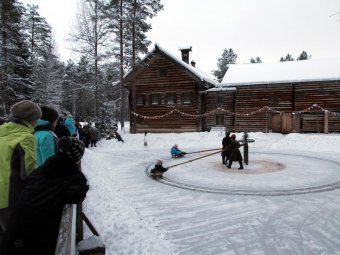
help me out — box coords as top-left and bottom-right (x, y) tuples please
(231, 134), (236, 140)
(40, 105), (59, 123)
(10, 100), (42, 122)
(58, 137), (85, 162)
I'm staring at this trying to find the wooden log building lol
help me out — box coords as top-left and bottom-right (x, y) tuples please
(206, 58), (340, 133)
(122, 44), (218, 133)
(123, 45), (340, 133)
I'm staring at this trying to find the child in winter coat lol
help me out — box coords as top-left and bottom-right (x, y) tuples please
(150, 160), (168, 178)
(170, 144), (186, 158)
(0, 137), (89, 255)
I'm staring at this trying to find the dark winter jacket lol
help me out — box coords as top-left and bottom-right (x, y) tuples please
(55, 119), (71, 139)
(89, 126), (98, 140)
(0, 117), (6, 125)
(223, 140), (243, 162)
(150, 165), (168, 176)
(221, 135), (232, 157)
(1, 153), (89, 255)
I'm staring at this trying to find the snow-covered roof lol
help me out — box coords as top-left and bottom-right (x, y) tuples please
(122, 44), (218, 88)
(221, 58), (340, 86)
(204, 86), (236, 93)
(156, 44), (219, 87)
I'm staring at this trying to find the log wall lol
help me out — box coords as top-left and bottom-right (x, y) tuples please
(129, 53), (204, 133)
(206, 81), (340, 133)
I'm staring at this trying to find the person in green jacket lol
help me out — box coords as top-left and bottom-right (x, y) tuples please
(0, 100), (41, 242)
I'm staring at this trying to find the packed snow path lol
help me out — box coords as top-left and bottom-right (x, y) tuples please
(82, 132), (340, 255)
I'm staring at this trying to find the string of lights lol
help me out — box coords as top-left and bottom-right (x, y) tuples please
(131, 104), (339, 119)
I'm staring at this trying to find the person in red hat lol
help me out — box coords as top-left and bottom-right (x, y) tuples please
(224, 134), (244, 170)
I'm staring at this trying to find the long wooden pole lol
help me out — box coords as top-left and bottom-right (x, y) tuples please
(185, 148), (220, 154)
(167, 149), (223, 169)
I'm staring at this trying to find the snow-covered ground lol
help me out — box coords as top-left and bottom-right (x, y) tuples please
(81, 129), (340, 255)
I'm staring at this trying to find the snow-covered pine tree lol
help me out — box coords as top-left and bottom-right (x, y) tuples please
(0, 0), (34, 114)
(23, 4), (58, 104)
(250, 57), (262, 63)
(212, 48), (237, 82)
(297, 50), (311, 60)
(125, 0), (163, 68)
(280, 53), (295, 62)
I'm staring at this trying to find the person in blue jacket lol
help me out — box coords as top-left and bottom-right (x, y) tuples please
(64, 112), (77, 137)
(34, 106), (59, 166)
(170, 144), (186, 158)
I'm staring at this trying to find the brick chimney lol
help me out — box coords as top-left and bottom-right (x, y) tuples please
(179, 46), (192, 64)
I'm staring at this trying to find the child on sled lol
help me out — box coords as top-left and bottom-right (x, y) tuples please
(150, 160), (168, 179)
(170, 144), (186, 158)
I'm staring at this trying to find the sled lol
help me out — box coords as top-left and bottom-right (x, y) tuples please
(171, 154), (184, 158)
(150, 171), (163, 179)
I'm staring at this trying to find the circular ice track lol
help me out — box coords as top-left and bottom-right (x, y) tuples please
(146, 152), (340, 196)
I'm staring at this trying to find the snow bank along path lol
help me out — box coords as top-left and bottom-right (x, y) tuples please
(82, 132), (340, 255)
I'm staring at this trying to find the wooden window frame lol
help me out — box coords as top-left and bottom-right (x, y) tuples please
(181, 93), (192, 105)
(151, 94), (160, 105)
(166, 93), (177, 105)
(136, 95), (145, 106)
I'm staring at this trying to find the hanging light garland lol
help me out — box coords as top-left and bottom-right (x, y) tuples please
(131, 104), (339, 119)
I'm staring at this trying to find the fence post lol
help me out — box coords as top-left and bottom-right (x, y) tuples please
(324, 110), (329, 134)
(76, 203), (84, 243)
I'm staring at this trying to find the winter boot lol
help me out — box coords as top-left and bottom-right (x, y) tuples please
(238, 161), (244, 170)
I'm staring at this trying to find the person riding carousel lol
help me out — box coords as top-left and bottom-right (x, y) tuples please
(170, 144), (186, 158)
(150, 160), (168, 179)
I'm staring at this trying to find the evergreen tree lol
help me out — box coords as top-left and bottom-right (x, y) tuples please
(104, 0), (163, 129)
(297, 50), (311, 60)
(125, 0), (163, 68)
(280, 53), (294, 62)
(74, 56), (94, 119)
(250, 57), (262, 63)
(61, 60), (78, 114)
(23, 4), (58, 104)
(212, 48), (237, 82)
(0, 0), (34, 114)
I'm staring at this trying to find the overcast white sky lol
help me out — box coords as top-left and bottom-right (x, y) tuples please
(21, 0), (340, 73)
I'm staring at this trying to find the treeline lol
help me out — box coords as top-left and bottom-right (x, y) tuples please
(0, 0), (162, 125)
(212, 49), (312, 82)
